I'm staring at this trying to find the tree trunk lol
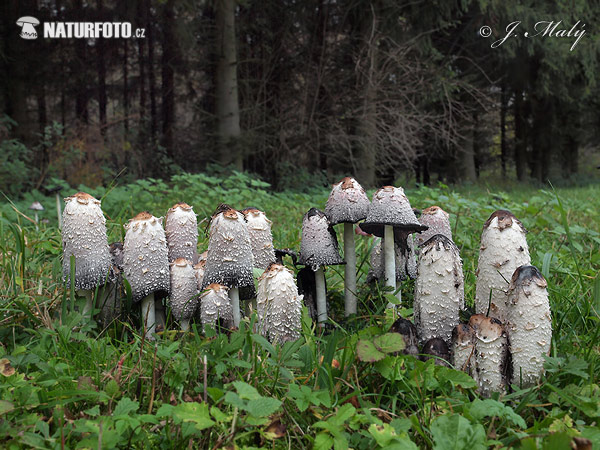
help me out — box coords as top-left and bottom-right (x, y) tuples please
(97, 0), (107, 137)
(514, 91), (527, 181)
(147, 0), (158, 141)
(123, 40), (129, 136)
(161, 0), (176, 160)
(500, 85), (507, 176)
(460, 123), (477, 182)
(215, 0), (242, 169)
(74, 0), (88, 124)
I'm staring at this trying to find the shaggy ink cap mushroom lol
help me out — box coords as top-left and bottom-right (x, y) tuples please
(62, 192), (112, 292)
(241, 207), (276, 270)
(469, 314), (508, 397)
(415, 206), (452, 247)
(165, 203), (199, 263)
(298, 208), (345, 271)
(123, 211), (170, 303)
(324, 177), (370, 225)
(169, 258), (199, 328)
(389, 317), (419, 356)
(193, 260), (206, 292)
(200, 283), (234, 332)
(421, 338), (450, 367)
(506, 265), (551, 388)
(451, 324), (475, 373)
(367, 236), (418, 283)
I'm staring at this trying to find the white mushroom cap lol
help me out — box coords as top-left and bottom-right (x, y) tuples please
(16, 16), (40, 26)
(29, 201), (44, 211)
(414, 234), (464, 345)
(506, 265), (552, 388)
(61, 192), (112, 290)
(193, 260), (206, 291)
(415, 206), (452, 247)
(451, 324), (475, 373)
(202, 207), (255, 290)
(469, 314), (508, 397)
(165, 203), (198, 263)
(298, 208), (345, 271)
(122, 211), (170, 303)
(200, 283), (234, 331)
(169, 258), (199, 322)
(324, 177), (370, 225)
(256, 263), (303, 344)
(361, 186), (427, 237)
(241, 208), (276, 270)
(368, 235), (417, 283)
(421, 338), (450, 366)
(475, 210), (531, 322)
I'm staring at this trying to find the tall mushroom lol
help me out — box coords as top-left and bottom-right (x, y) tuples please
(506, 265), (552, 388)
(202, 205), (255, 327)
(361, 186), (427, 304)
(475, 210), (530, 322)
(241, 208), (276, 269)
(298, 208), (345, 325)
(61, 192), (112, 317)
(256, 263), (303, 344)
(200, 284), (234, 332)
(165, 203), (199, 264)
(415, 206), (452, 247)
(123, 212), (170, 340)
(414, 234), (464, 345)
(469, 314), (508, 397)
(170, 258), (199, 331)
(451, 323), (475, 374)
(324, 177), (370, 316)
(367, 235), (418, 284)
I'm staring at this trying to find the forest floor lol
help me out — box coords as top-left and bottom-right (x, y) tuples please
(0, 173), (599, 449)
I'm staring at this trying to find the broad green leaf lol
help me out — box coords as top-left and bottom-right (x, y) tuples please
(0, 400), (14, 415)
(232, 381), (261, 400)
(467, 399), (526, 429)
(435, 366), (477, 389)
(314, 433), (334, 450)
(373, 333), (406, 354)
(357, 339), (385, 362)
(430, 414), (487, 450)
(173, 402), (215, 430)
(113, 397), (139, 417)
(246, 397), (282, 418)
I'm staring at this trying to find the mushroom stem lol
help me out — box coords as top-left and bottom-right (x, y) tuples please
(383, 225), (397, 306)
(230, 287), (241, 326)
(141, 293), (156, 340)
(180, 319), (190, 331)
(155, 299), (166, 329)
(55, 193), (62, 229)
(34, 212), (39, 230)
(343, 223), (357, 316)
(315, 267), (327, 325)
(79, 289), (94, 318)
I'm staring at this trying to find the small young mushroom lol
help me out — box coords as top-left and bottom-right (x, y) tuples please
(202, 205), (255, 326)
(421, 338), (451, 367)
(361, 186), (427, 304)
(165, 203), (199, 263)
(469, 314), (508, 397)
(506, 265), (552, 388)
(475, 210), (530, 323)
(414, 234), (464, 345)
(256, 263), (303, 344)
(170, 258), (199, 331)
(29, 201), (44, 230)
(200, 283), (234, 332)
(123, 212), (170, 340)
(388, 317), (419, 356)
(298, 208), (345, 325)
(241, 208), (276, 269)
(324, 177), (370, 316)
(415, 206), (453, 247)
(61, 192), (112, 317)
(451, 323), (475, 374)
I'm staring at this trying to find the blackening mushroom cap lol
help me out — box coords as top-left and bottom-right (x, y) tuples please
(122, 211), (170, 303)
(451, 323), (475, 372)
(298, 208), (345, 271)
(109, 242), (124, 273)
(483, 210), (526, 232)
(169, 258), (199, 321)
(61, 192), (112, 290)
(202, 207), (255, 291)
(324, 177), (370, 225)
(509, 265), (547, 288)
(200, 283), (234, 330)
(361, 186), (427, 237)
(389, 317), (419, 356)
(421, 338), (450, 366)
(452, 323), (475, 344)
(165, 203), (198, 263)
(415, 206), (452, 246)
(367, 236), (418, 283)
(241, 207), (276, 269)
(471, 315), (505, 343)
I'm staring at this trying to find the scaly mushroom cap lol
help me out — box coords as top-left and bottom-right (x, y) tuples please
(414, 234), (464, 345)
(242, 208), (276, 269)
(389, 317), (419, 356)
(298, 208), (345, 271)
(475, 210), (530, 322)
(257, 263), (303, 344)
(165, 203), (198, 263)
(169, 258), (199, 321)
(421, 338), (450, 366)
(202, 207), (255, 291)
(415, 206), (452, 247)
(469, 314), (508, 397)
(62, 192), (112, 290)
(361, 186), (427, 237)
(200, 283), (234, 331)
(122, 212), (170, 303)
(506, 265), (551, 388)
(324, 177), (370, 225)
(193, 260), (206, 291)
(367, 235), (418, 283)
(451, 324), (475, 374)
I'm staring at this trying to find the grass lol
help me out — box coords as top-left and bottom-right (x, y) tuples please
(1, 172), (599, 449)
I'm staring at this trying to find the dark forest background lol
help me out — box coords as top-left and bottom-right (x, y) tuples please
(1, 0), (599, 195)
